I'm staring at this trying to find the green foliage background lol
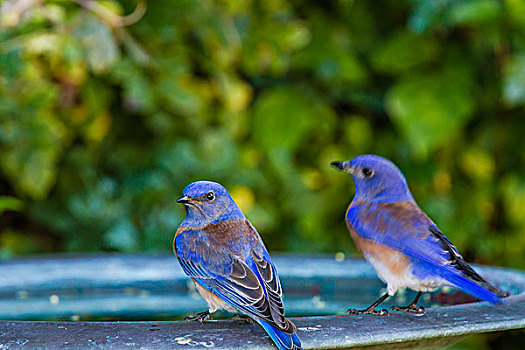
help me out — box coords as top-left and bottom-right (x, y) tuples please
(1, 0), (525, 273)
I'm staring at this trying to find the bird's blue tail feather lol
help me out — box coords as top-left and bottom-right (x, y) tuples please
(420, 262), (502, 304)
(257, 319), (302, 350)
(443, 268), (502, 304)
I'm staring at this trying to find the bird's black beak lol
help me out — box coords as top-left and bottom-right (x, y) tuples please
(330, 161), (345, 170)
(176, 196), (191, 204)
(330, 160), (355, 175)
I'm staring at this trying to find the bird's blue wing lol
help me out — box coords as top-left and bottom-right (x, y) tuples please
(347, 201), (445, 263)
(347, 201), (505, 303)
(175, 223), (295, 333)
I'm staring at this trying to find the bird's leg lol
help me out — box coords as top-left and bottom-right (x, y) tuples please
(391, 292), (425, 314)
(185, 311), (211, 323)
(348, 292), (390, 316)
(232, 314), (254, 324)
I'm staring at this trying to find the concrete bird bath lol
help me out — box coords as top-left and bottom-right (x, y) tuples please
(0, 254), (524, 349)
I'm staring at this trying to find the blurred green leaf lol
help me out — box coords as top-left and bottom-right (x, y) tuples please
(73, 14), (119, 73)
(450, 0), (502, 25)
(196, 128), (238, 176)
(1, 108), (66, 198)
(0, 230), (40, 257)
(460, 148), (495, 182)
(371, 30), (441, 75)
(111, 59), (154, 112)
(505, 0), (525, 28)
(343, 116), (373, 153)
(291, 20), (367, 85)
(501, 175), (525, 226)
(0, 196), (24, 214)
(386, 70), (475, 156)
(253, 87), (330, 151)
(503, 55), (525, 106)
(408, 0), (454, 32)
(157, 77), (206, 117)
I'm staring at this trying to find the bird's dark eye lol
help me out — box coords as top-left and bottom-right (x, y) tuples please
(206, 191), (215, 201)
(362, 167), (374, 178)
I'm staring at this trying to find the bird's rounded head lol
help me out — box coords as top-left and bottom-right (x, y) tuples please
(177, 181), (244, 226)
(331, 154), (414, 202)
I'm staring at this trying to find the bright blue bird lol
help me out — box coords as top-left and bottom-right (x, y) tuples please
(331, 155), (507, 315)
(174, 181), (302, 350)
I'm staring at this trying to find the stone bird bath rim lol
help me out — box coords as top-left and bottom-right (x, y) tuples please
(0, 254), (523, 349)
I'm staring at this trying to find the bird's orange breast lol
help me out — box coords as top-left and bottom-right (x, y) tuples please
(346, 219), (410, 279)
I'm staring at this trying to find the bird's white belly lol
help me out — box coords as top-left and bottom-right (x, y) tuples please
(366, 253), (446, 294)
(365, 253), (411, 295)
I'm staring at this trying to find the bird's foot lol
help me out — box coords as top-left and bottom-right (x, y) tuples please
(347, 307), (388, 316)
(390, 305), (425, 314)
(232, 314), (254, 324)
(185, 311), (211, 323)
